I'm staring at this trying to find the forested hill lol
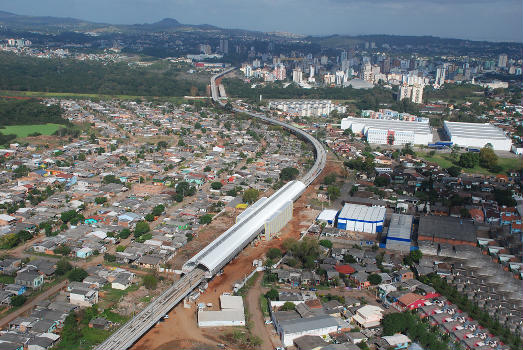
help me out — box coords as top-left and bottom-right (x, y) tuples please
(0, 52), (206, 97)
(0, 99), (64, 126)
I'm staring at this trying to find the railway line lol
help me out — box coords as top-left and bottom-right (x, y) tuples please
(96, 67), (326, 350)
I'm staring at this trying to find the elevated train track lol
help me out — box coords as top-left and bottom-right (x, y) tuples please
(96, 67), (326, 350)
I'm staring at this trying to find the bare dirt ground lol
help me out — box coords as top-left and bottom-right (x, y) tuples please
(132, 154), (341, 350)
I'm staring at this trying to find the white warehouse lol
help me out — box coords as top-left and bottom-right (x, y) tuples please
(444, 121), (512, 151)
(337, 203), (386, 234)
(341, 117), (433, 145)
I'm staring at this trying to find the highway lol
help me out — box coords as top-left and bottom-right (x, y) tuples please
(95, 67), (326, 350)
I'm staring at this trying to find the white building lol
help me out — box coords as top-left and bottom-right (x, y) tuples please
(341, 117), (433, 146)
(269, 100), (346, 117)
(277, 315), (340, 347)
(198, 295), (245, 327)
(398, 84), (424, 104)
(337, 203), (386, 234)
(292, 68), (303, 84)
(444, 121), (512, 151)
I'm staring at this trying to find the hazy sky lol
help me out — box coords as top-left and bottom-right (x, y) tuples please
(1, 0), (522, 42)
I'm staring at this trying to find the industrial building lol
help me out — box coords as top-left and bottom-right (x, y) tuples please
(340, 117), (433, 145)
(418, 216), (477, 246)
(385, 214), (413, 251)
(197, 295), (245, 327)
(276, 315), (341, 347)
(443, 121), (512, 151)
(316, 209), (339, 227)
(337, 204), (386, 234)
(183, 180), (306, 277)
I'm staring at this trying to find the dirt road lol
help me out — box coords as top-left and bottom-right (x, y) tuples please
(0, 279), (68, 329)
(245, 273), (281, 350)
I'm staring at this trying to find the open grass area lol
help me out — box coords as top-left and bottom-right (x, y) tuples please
(0, 123), (64, 138)
(418, 152), (522, 175)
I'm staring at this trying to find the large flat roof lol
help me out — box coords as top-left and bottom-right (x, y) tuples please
(418, 216), (477, 243)
(444, 121), (509, 141)
(387, 213), (413, 239)
(280, 315), (338, 334)
(342, 117), (431, 133)
(338, 204), (386, 223)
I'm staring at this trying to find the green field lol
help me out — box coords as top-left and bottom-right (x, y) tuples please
(418, 152), (523, 175)
(0, 123), (65, 138)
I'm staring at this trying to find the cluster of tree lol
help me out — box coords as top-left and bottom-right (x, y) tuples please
(0, 98), (65, 126)
(102, 174), (122, 185)
(382, 312), (451, 350)
(199, 214), (213, 225)
(344, 157), (375, 176)
(0, 52), (205, 97)
(279, 167), (299, 181)
(420, 274), (521, 350)
(145, 204), (165, 222)
(143, 274), (158, 290)
(282, 237), (320, 269)
(242, 188), (260, 204)
(27, 185), (58, 206)
(172, 181), (196, 202)
(457, 145), (500, 172)
(424, 83), (484, 102)
(0, 230), (34, 249)
(134, 221), (151, 242)
(60, 210), (84, 226)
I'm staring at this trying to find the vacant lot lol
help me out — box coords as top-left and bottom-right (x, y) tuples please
(417, 152), (522, 175)
(0, 123), (64, 138)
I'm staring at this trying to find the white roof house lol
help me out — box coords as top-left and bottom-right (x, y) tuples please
(382, 334), (412, 347)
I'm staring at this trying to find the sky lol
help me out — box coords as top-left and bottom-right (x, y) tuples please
(1, 0), (522, 42)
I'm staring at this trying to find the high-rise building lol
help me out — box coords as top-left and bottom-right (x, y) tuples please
(219, 39), (229, 54)
(252, 59), (261, 68)
(498, 54), (508, 68)
(309, 65), (315, 78)
(320, 56), (328, 65)
(274, 64), (286, 80)
(340, 50), (347, 62)
(200, 44), (212, 55)
(434, 66), (446, 88)
(292, 68), (303, 84)
(398, 84), (424, 104)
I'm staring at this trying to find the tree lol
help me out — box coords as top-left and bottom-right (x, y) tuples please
(267, 248), (282, 260)
(327, 185), (340, 200)
(104, 253), (116, 262)
(94, 197), (107, 205)
(143, 274), (158, 290)
(279, 167), (299, 181)
(60, 210), (78, 223)
(199, 214), (213, 225)
(134, 221), (150, 237)
(116, 245), (126, 252)
(319, 239), (333, 249)
(211, 181), (223, 190)
(54, 244), (71, 256)
(265, 288), (279, 300)
(323, 173), (337, 185)
(458, 152), (479, 168)
(242, 188), (260, 204)
(446, 166), (462, 177)
(176, 181), (195, 197)
(56, 259), (72, 275)
(118, 228), (131, 239)
(344, 254), (356, 263)
(68, 268), (88, 282)
(368, 274), (382, 285)
(374, 176), (390, 187)
(10, 295), (27, 307)
(409, 249), (422, 263)
(151, 204), (165, 217)
(479, 145), (498, 170)
(280, 302), (296, 311)
(493, 189), (516, 207)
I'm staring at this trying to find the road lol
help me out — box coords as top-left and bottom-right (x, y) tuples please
(0, 279), (68, 329)
(245, 273), (281, 350)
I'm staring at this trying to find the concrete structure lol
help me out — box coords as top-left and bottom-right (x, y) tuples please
(198, 295), (245, 327)
(341, 117), (432, 146)
(398, 84), (424, 104)
(351, 305), (384, 328)
(337, 204), (385, 234)
(386, 214), (413, 251)
(444, 121), (512, 151)
(277, 315), (339, 347)
(316, 209), (338, 226)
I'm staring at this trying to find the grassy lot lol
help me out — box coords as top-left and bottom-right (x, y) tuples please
(418, 152), (522, 175)
(0, 123), (64, 138)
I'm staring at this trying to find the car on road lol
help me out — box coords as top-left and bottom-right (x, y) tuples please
(264, 320), (273, 324)
(309, 287), (317, 291)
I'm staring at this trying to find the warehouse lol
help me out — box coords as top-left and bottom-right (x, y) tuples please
(444, 121), (512, 151)
(418, 216), (477, 246)
(385, 213), (413, 251)
(198, 295), (245, 327)
(337, 204), (386, 234)
(183, 180), (306, 276)
(276, 315), (340, 347)
(340, 117), (433, 145)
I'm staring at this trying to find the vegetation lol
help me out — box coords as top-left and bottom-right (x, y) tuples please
(266, 248), (282, 260)
(199, 214), (213, 225)
(0, 98), (65, 126)
(280, 301), (296, 311)
(10, 295), (27, 307)
(382, 312), (452, 350)
(0, 52), (205, 97)
(0, 123), (65, 139)
(242, 188), (260, 204)
(67, 268), (88, 282)
(282, 237), (320, 269)
(279, 167), (300, 181)
(319, 239), (333, 249)
(142, 274), (158, 290)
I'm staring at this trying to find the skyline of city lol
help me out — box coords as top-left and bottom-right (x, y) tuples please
(1, 0), (522, 42)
